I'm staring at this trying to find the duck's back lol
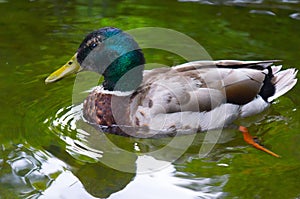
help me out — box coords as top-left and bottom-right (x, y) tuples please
(128, 60), (297, 134)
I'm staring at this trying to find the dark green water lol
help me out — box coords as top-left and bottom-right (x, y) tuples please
(1, 0), (300, 198)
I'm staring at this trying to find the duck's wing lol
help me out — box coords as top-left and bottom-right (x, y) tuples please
(173, 60), (293, 105)
(137, 60), (276, 113)
(176, 60), (297, 101)
(130, 72), (241, 134)
(173, 60), (280, 71)
(130, 60), (297, 134)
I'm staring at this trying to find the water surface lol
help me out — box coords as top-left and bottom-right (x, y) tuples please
(0, 0), (300, 198)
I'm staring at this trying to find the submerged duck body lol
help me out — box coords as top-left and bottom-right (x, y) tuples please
(46, 27), (297, 156)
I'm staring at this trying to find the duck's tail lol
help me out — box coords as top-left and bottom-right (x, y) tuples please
(240, 65), (297, 118)
(267, 65), (298, 102)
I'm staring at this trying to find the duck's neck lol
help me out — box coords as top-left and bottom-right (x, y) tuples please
(102, 49), (145, 92)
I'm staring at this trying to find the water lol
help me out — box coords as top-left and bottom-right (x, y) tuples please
(0, 0), (300, 198)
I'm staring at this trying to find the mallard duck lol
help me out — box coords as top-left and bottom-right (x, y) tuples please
(46, 27), (297, 157)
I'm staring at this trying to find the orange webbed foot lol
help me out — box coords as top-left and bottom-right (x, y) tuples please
(238, 126), (280, 158)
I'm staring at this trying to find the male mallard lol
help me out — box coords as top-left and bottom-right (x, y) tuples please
(46, 27), (297, 157)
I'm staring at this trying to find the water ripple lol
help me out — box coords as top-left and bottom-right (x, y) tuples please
(249, 9), (276, 15)
(0, 144), (67, 198)
(178, 0), (300, 11)
(290, 12), (300, 19)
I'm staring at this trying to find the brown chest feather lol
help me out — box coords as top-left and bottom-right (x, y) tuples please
(83, 93), (116, 126)
(83, 92), (132, 126)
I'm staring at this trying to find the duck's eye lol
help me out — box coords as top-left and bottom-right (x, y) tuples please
(68, 61), (73, 65)
(91, 43), (97, 48)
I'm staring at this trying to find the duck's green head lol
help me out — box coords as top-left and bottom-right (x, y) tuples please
(45, 27), (145, 91)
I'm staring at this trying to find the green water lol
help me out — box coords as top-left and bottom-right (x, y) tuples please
(1, 0), (300, 198)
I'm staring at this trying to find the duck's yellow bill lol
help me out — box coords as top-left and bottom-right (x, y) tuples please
(45, 53), (82, 84)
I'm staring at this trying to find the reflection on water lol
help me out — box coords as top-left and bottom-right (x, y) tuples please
(40, 102), (235, 198)
(180, 0), (300, 20)
(109, 156), (227, 199)
(179, 0), (300, 8)
(290, 12), (300, 19)
(0, 144), (67, 198)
